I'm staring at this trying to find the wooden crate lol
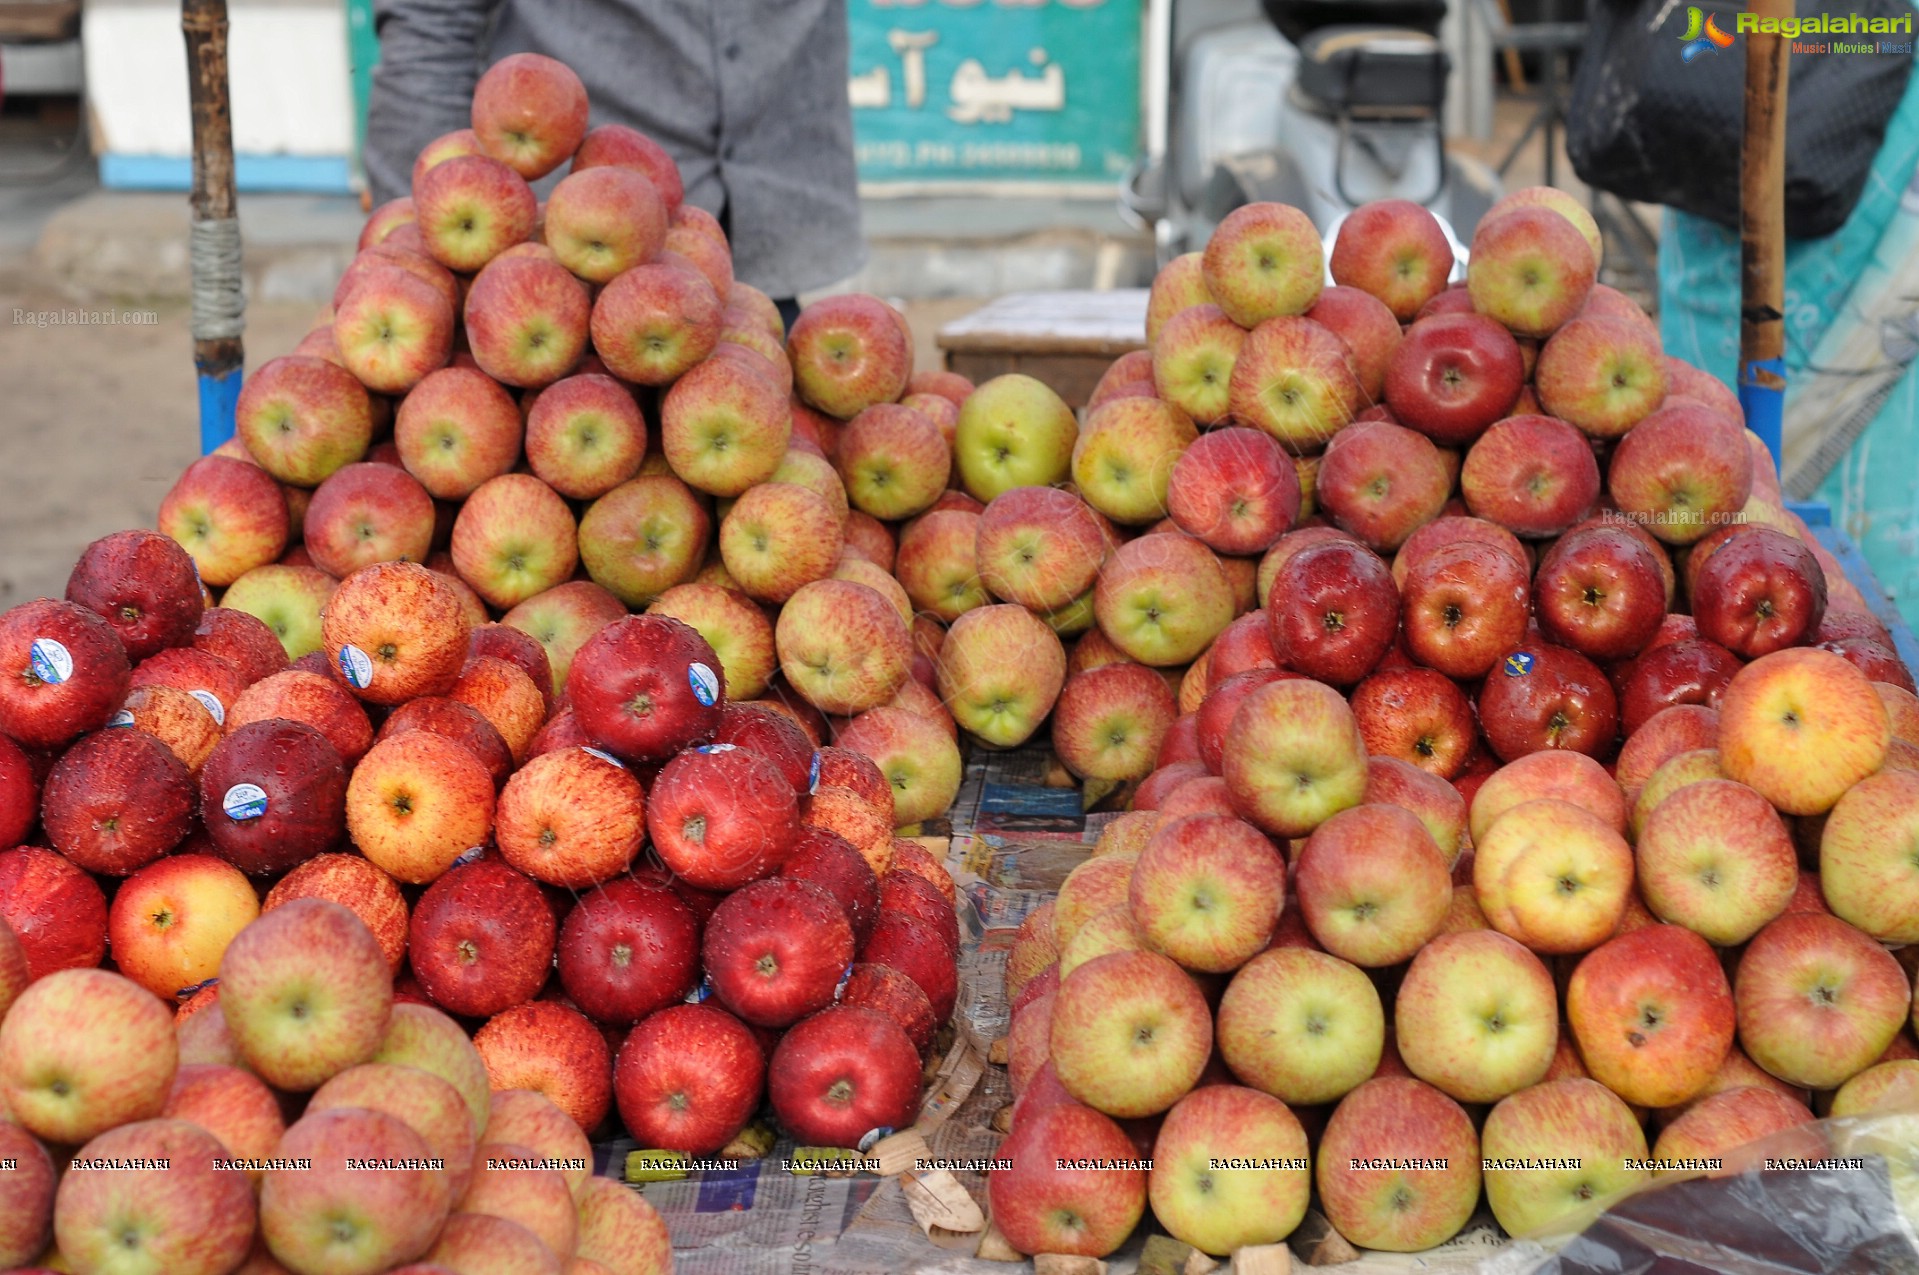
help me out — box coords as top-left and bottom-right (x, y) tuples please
(937, 289), (1149, 409)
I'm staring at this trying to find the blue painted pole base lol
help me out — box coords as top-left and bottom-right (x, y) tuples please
(1738, 355), (1786, 479)
(198, 366), (243, 455)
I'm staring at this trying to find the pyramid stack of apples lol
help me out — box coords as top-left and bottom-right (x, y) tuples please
(979, 198), (1919, 1261)
(0, 50), (978, 1275)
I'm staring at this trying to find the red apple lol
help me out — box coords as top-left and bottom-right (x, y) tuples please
(0, 846), (107, 977)
(0, 599), (132, 749)
(322, 560), (471, 705)
(54, 1118), (255, 1275)
(408, 858), (556, 1018)
(333, 264), (456, 394)
(614, 1002), (764, 1154)
(471, 53), (587, 178)
(1534, 315), (1668, 440)
(702, 877), (853, 1028)
(1383, 312), (1524, 446)
(42, 727), (194, 875)
(1533, 526), (1669, 662)
(1227, 315), (1362, 453)
(1201, 201), (1324, 327)
(567, 614), (725, 764)
(1461, 414), (1602, 537)
(1267, 538), (1399, 686)
(1400, 541), (1533, 680)
(573, 123), (685, 212)
(1351, 666), (1477, 779)
(65, 529), (205, 661)
(0, 1115), (54, 1267)
(1152, 303), (1246, 424)
(647, 745), (798, 890)
(258, 1107), (450, 1274)
(788, 294), (913, 421)
(379, 696), (514, 788)
(234, 354), (375, 486)
(767, 1005), (921, 1148)
(471, 1000), (612, 1132)
(1606, 403), (1754, 546)
(779, 827), (881, 947)
(557, 875), (700, 1025)
(840, 962), (939, 1056)
(1566, 924), (1734, 1106)
(1478, 643), (1619, 762)
(861, 911), (958, 1023)
(191, 608), (288, 685)
(1617, 638), (1744, 735)
(199, 719), (347, 875)
(1692, 527), (1826, 658)
(1467, 205), (1596, 337)
(988, 1102), (1146, 1258)
(545, 165), (666, 283)
(0, 968), (176, 1143)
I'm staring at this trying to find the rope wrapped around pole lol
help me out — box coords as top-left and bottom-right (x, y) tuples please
(183, 0), (245, 453)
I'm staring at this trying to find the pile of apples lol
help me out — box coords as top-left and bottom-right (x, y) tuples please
(977, 197), (1919, 1261)
(0, 49), (977, 1275)
(0, 900), (671, 1274)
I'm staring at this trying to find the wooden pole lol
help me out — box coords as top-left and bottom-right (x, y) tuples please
(183, 0), (245, 454)
(1738, 0), (1790, 474)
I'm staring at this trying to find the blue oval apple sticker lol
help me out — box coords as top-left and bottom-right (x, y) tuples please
(29, 638), (73, 685)
(581, 746), (627, 769)
(687, 662), (720, 706)
(337, 644), (374, 689)
(222, 783), (269, 821)
(107, 709), (135, 728)
(857, 1127), (894, 1154)
(809, 751), (822, 794)
(188, 688), (226, 726)
(683, 976), (716, 1004)
(833, 965), (854, 1002)
(452, 845), (486, 868)
(1504, 652), (1537, 677)
(695, 743), (738, 754)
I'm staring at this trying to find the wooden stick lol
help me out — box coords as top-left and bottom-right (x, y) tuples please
(1738, 0), (1790, 474)
(1493, 0), (1528, 91)
(182, 0), (245, 453)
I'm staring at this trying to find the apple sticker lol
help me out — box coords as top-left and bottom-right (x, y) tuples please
(28, 638), (73, 685)
(188, 688), (226, 726)
(222, 783), (269, 822)
(337, 643), (374, 689)
(688, 661), (719, 706)
(1503, 651), (1537, 677)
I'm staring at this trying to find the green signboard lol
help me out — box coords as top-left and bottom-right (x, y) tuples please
(849, 0), (1143, 188)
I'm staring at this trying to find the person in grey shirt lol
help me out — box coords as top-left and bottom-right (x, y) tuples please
(364, 0), (867, 314)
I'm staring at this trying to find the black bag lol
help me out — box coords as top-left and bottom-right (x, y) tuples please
(1566, 0), (1915, 238)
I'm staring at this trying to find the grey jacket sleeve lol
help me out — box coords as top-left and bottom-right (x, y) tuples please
(364, 0), (496, 206)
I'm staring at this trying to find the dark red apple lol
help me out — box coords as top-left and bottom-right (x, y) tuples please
(1533, 526), (1668, 662)
(878, 870), (958, 955)
(712, 702), (814, 792)
(1820, 635), (1916, 693)
(557, 875), (700, 1025)
(1267, 540), (1399, 686)
(1815, 610), (1894, 649)
(41, 728), (194, 875)
(0, 732), (38, 849)
(1196, 669), (1295, 774)
(779, 826), (880, 946)
(64, 529), (205, 661)
(1692, 527), (1826, 659)
(0, 845), (107, 977)
(1478, 643), (1620, 761)
(1383, 312), (1525, 446)
(767, 1005), (922, 1149)
(614, 1003), (765, 1154)
(1349, 665), (1477, 779)
(468, 621), (555, 710)
(0, 599), (132, 749)
(567, 614), (725, 763)
(646, 745), (799, 891)
(408, 857), (557, 1018)
(190, 608), (288, 685)
(838, 962), (939, 1055)
(1615, 637), (1744, 735)
(377, 697), (514, 788)
(1205, 610), (1281, 686)
(198, 719), (347, 875)
(860, 912), (958, 1023)
(702, 877), (854, 1028)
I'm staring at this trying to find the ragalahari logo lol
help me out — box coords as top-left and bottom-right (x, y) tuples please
(1679, 5), (1737, 59)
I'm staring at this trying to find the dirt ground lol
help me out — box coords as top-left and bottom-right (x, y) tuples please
(0, 283), (316, 607)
